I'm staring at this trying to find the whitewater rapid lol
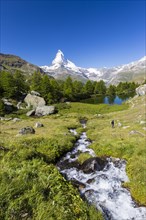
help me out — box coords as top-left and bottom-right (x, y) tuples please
(57, 128), (146, 220)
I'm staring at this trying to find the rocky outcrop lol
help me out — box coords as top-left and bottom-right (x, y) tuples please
(35, 106), (56, 116)
(57, 159), (80, 171)
(136, 84), (146, 96)
(0, 117), (12, 121)
(24, 93), (46, 109)
(12, 118), (21, 122)
(81, 157), (107, 174)
(17, 101), (24, 110)
(19, 126), (35, 135)
(2, 98), (15, 113)
(26, 109), (35, 117)
(30, 91), (40, 96)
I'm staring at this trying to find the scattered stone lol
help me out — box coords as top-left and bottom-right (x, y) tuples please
(110, 157), (125, 168)
(19, 126), (35, 135)
(123, 126), (130, 129)
(35, 122), (44, 128)
(84, 189), (96, 200)
(17, 101), (24, 109)
(0, 117), (12, 121)
(0, 117), (5, 121)
(21, 213), (29, 218)
(140, 121), (146, 125)
(35, 105), (56, 116)
(26, 109), (35, 117)
(2, 98), (14, 112)
(118, 122), (122, 127)
(12, 118), (21, 122)
(70, 178), (86, 189)
(136, 84), (146, 96)
(24, 93), (46, 109)
(81, 157), (107, 174)
(57, 159), (80, 170)
(97, 114), (104, 118)
(86, 178), (95, 184)
(129, 130), (145, 137)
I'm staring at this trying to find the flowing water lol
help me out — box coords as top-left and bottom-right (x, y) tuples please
(57, 125), (146, 220)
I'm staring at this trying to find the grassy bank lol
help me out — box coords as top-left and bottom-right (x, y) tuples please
(0, 115), (103, 219)
(0, 96), (145, 219)
(86, 96), (146, 205)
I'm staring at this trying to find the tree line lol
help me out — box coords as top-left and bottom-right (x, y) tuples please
(0, 70), (139, 105)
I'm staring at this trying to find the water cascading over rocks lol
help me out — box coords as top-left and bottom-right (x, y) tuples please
(57, 123), (146, 220)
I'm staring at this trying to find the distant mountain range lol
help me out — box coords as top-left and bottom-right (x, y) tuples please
(0, 51), (145, 85)
(41, 50), (146, 84)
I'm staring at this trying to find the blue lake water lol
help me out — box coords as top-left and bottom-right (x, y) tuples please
(104, 96), (128, 105)
(80, 93), (135, 105)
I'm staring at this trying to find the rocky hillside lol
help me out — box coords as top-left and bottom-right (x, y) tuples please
(0, 53), (44, 75)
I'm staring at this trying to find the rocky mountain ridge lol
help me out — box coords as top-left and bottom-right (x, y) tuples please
(0, 53), (44, 75)
(41, 50), (146, 84)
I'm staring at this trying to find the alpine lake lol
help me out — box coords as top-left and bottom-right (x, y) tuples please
(80, 92), (135, 105)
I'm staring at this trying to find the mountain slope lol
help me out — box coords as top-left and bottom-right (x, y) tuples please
(41, 51), (146, 84)
(0, 53), (44, 75)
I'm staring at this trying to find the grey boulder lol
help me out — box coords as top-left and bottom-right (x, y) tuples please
(81, 157), (107, 174)
(19, 126), (35, 135)
(136, 84), (146, 96)
(13, 118), (21, 122)
(26, 109), (35, 117)
(24, 93), (46, 109)
(35, 122), (44, 128)
(35, 106), (56, 116)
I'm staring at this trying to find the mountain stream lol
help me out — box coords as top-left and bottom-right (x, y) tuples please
(57, 123), (146, 220)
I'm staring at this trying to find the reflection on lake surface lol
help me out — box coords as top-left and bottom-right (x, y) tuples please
(80, 93), (135, 105)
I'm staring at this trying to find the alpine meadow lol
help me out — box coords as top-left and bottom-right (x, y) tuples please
(0, 0), (146, 219)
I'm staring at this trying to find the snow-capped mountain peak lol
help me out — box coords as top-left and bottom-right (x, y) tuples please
(41, 50), (82, 73)
(52, 50), (67, 65)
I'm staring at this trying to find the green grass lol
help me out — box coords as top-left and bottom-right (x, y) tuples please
(0, 116), (103, 220)
(77, 153), (93, 165)
(59, 102), (128, 118)
(0, 95), (145, 219)
(86, 96), (146, 205)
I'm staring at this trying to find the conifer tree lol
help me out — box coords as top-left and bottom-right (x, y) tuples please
(0, 71), (15, 98)
(30, 71), (42, 92)
(84, 80), (94, 95)
(94, 80), (106, 94)
(63, 76), (74, 100)
(106, 85), (116, 96)
(13, 70), (29, 98)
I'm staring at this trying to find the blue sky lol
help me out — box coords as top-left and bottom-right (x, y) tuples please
(1, 0), (145, 68)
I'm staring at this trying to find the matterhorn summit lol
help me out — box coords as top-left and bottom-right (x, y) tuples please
(52, 50), (67, 66)
(40, 50), (88, 81)
(52, 49), (81, 72)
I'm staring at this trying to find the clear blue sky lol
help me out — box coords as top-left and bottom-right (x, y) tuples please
(1, 0), (145, 68)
